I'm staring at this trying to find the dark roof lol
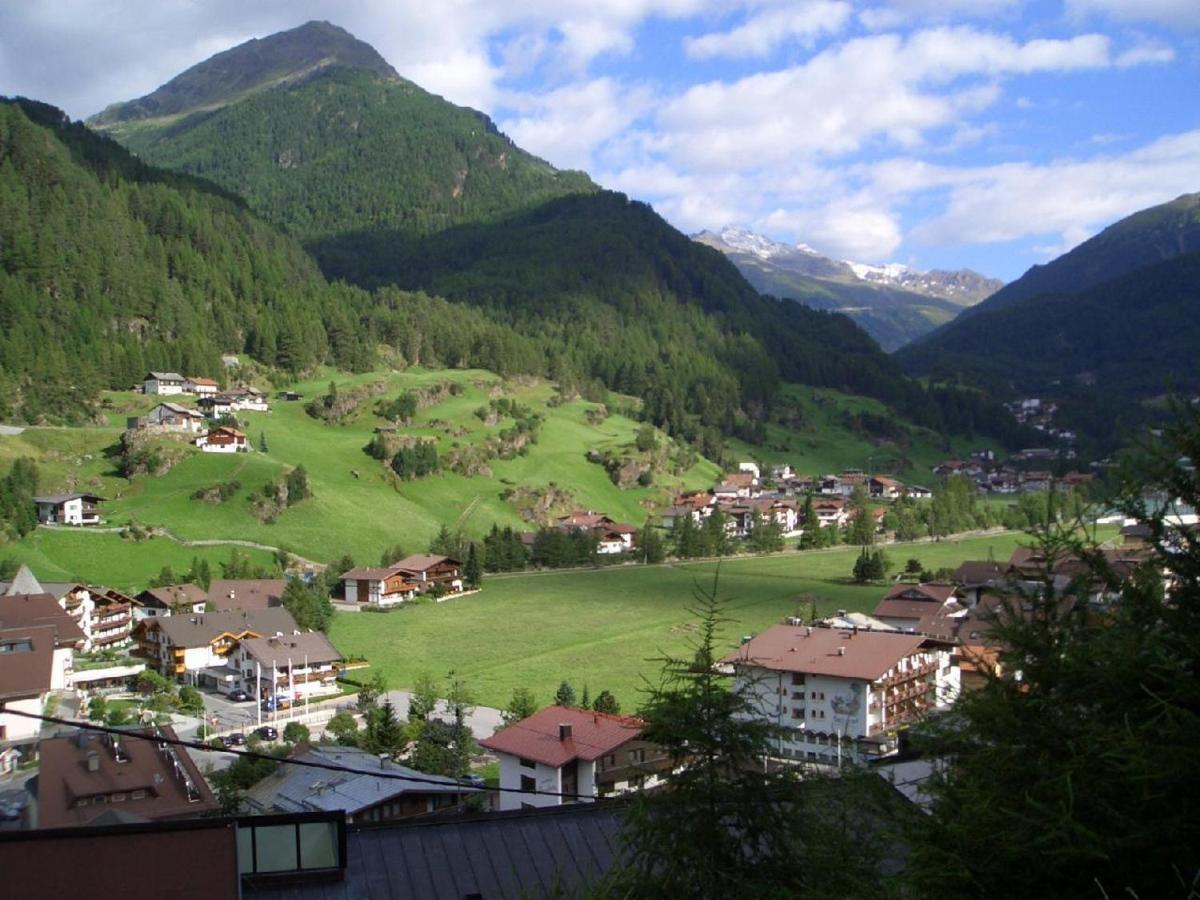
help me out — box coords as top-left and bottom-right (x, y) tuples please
(0, 624), (56, 700)
(137, 583), (208, 610)
(481, 706), (645, 768)
(207, 579), (286, 611)
(394, 554), (461, 572)
(32, 492), (104, 504)
(142, 607), (299, 649)
(237, 632), (342, 668)
(36, 726), (218, 828)
(247, 802), (626, 900)
(881, 583), (959, 605)
(0, 593), (85, 647)
(952, 560), (1007, 586)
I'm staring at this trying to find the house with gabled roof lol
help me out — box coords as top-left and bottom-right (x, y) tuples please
(725, 624), (959, 764)
(143, 372), (186, 395)
(142, 401), (207, 434)
(195, 426), (248, 453)
(481, 705), (670, 811)
(136, 583), (208, 618)
(33, 492), (104, 526)
(872, 583), (966, 636)
(342, 554), (463, 607)
(0, 623), (60, 745)
(134, 607), (299, 681)
(183, 376), (219, 397)
(230, 631), (343, 703)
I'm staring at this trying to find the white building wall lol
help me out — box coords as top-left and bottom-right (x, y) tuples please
(0, 696), (44, 742)
(495, 753), (565, 812)
(344, 581), (358, 604)
(51, 647), (74, 690)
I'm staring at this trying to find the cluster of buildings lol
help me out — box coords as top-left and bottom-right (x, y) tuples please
(662, 463), (929, 539)
(127, 372), (268, 456)
(522, 509), (640, 555)
(933, 449), (1094, 494)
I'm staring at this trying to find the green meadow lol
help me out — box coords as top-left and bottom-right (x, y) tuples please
(329, 531), (1034, 710)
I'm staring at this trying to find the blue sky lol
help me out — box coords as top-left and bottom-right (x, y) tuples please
(2, 0), (1197, 280)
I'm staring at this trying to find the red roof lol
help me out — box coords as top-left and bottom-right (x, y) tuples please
(723, 624), (937, 682)
(480, 706), (645, 768)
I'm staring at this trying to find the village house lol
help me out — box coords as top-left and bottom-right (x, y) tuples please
(224, 386), (270, 412)
(0, 624), (60, 748)
(33, 492), (104, 526)
(481, 705), (670, 812)
(1020, 471), (1054, 493)
(661, 491), (714, 529)
(810, 496), (850, 529)
(714, 471), (758, 500)
(872, 583), (967, 638)
(36, 726), (218, 828)
(183, 376), (219, 397)
(135, 583), (208, 617)
(197, 393), (236, 418)
(134, 607), (300, 682)
(905, 484), (934, 500)
(135, 401), (208, 434)
(207, 579), (286, 613)
(142, 371), (186, 396)
(244, 745), (472, 823)
(726, 624), (960, 765)
(229, 631), (343, 704)
(342, 554), (464, 607)
(0, 585), (85, 690)
(56, 583), (138, 651)
(556, 510), (638, 555)
(869, 476), (905, 500)
(195, 426), (249, 453)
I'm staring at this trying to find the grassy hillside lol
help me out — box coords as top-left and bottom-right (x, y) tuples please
(330, 531), (1039, 708)
(1, 368), (719, 570)
(726, 385), (998, 476)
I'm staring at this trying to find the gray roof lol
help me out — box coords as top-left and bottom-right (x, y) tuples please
(3, 564), (43, 597)
(246, 801), (625, 900)
(247, 746), (469, 817)
(32, 492), (104, 504)
(146, 371), (185, 381)
(238, 632), (342, 669)
(146, 607), (299, 649)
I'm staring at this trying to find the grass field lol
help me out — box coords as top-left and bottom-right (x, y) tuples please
(6, 529), (278, 594)
(329, 532), (1033, 710)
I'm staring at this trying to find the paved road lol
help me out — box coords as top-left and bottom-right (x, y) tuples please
(382, 691), (504, 741)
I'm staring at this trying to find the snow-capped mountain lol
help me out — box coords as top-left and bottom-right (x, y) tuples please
(698, 226), (1003, 305)
(693, 226), (1005, 350)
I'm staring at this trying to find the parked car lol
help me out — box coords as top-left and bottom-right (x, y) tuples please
(461, 774), (486, 789)
(220, 732), (246, 748)
(226, 689), (251, 703)
(255, 726), (278, 741)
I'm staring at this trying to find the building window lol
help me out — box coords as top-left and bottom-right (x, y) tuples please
(520, 775), (536, 792)
(518, 757), (537, 769)
(791, 709), (803, 718)
(628, 748), (646, 765)
(791, 673), (804, 686)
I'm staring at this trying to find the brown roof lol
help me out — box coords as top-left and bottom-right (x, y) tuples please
(341, 566), (398, 582)
(0, 593), (85, 648)
(142, 607), (298, 649)
(480, 706), (645, 768)
(723, 624), (936, 682)
(717, 473), (755, 488)
(394, 554), (460, 573)
(207, 579), (286, 612)
(952, 560), (1007, 586)
(37, 726), (218, 828)
(137, 583), (207, 611)
(237, 632), (342, 668)
(186, 377), (218, 386)
(0, 624), (57, 699)
(882, 583), (960, 605)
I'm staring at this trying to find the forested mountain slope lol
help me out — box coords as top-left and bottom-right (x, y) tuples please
(89, 24), (595, 242)
(0, 98), (543, 423)
(896, 250), (1200, 400)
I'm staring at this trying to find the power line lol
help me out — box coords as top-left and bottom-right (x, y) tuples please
(6, 708), (601, 802)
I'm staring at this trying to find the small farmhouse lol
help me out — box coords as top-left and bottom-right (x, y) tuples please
(33, 493), (104, 526)
(143, 371), (186, 395)
(195, 426), (249, 453)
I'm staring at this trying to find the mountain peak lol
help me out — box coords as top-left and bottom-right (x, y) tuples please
(88, 20), (399, 127)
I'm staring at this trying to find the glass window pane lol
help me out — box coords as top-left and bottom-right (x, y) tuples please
(237, 825), (255, 875)
(254, 824), (298, 873)
(299, 821), (338, 870)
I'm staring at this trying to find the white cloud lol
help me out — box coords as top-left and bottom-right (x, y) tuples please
(1114, 40), (1176, 67)
(683, 1), (852, 60)
(655, 28), (1112, 172)
(501, 78), (656, 171)
(1067, 0), (1200, 31)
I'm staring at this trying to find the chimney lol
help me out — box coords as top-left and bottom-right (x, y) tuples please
(86, 751), (99, 772)
(559, 723), (572, 742)
(837, 647), (846, 656)
(378, 752), (389, 769)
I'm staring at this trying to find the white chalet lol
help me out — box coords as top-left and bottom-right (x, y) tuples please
(725, 624), (959, 764)
(143, 372), (186, 396)
(33, 493), (104, 526)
